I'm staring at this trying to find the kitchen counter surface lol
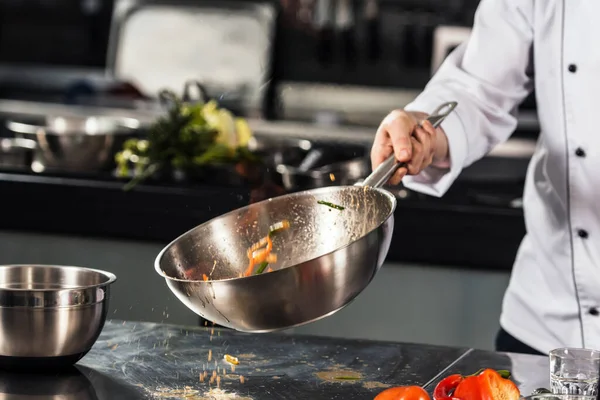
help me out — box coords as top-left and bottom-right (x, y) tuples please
(3, 319), (548, 399)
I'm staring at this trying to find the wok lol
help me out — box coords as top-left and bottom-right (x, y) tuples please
(155, 101), (457, 332)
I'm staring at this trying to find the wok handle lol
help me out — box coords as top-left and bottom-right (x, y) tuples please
(359, 101), (458, 188)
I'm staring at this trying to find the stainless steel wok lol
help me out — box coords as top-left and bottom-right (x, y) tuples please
(155, 101), (458, 332)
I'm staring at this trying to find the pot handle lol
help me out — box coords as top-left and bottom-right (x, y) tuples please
(359, 101), (457, 189)
(182, 80), (211, 103)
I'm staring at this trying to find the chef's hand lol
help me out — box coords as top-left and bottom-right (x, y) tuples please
(370, 110), (449, 185)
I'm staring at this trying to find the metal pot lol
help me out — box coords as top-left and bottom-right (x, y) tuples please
(247, 135), (312, 167)
(274, 144), (370, 191)
(6, 115), (140, 173)
(276, 157), (370, 191)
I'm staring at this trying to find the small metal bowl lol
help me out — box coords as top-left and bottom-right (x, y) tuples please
(6, 115), (140, 173)
(0, 265), (117, 370)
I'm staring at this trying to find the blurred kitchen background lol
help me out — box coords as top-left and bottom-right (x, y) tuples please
(0, 0), (538, 351)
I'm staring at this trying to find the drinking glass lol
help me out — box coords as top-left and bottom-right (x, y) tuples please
(549, 348), (600, 396)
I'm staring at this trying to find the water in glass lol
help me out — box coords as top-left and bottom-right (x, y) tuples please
(549, 348), (600, 396)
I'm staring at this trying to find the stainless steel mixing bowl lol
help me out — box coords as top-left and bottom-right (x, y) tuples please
(0, 265), (116, 370)
(6, 115), (140, 173)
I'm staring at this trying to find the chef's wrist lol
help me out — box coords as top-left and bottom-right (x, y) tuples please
(406, 111), (451, 170)
(431, 127), (450, 169)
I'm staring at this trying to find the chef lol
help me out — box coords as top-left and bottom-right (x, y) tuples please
(370, 0), (600, 356)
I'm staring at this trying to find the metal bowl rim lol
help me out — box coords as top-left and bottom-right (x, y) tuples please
(548, 347), (600, 355)
(154, 185), (397, 283)
(276, 157), (369, 178)
(6, 117), (140, 136)
(0, 264), (117, 292)
(275, 164), (325, 178)
(247, 136), (313, 152)
(0, 138), (38, 151)
(316, 157), (369, 173)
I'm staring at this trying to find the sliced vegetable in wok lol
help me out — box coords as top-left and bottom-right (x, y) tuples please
(245, 220), (291, 276)
(268, 220), (291, 236)
(317, 200), (345, 210)
(255, 262), (269, 275)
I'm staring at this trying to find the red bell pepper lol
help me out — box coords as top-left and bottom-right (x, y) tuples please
(433, 369), (513, 400)
(374, 385), (431, 400)
(453, 369), (520, 400)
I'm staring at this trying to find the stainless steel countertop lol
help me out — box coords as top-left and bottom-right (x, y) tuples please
(53, 319), (544, 399)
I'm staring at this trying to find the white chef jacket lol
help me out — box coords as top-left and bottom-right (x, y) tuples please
(401, 0), (600, 354)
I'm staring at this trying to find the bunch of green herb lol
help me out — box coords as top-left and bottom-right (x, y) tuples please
(115, 91), (259, 190)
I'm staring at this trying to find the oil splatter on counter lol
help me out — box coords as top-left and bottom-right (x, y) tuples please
(0, 320), (545, 399)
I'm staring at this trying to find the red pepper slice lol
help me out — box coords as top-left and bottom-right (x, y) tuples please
(434, 374), (464, 400)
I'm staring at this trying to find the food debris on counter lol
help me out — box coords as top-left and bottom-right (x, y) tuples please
(363, 381), (391, 389)
(146, 386), (252, 399)
(315, 369), (363, 383)
(224, 354), (239, 365)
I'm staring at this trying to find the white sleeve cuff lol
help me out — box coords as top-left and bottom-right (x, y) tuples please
(401, 96), (468, 197)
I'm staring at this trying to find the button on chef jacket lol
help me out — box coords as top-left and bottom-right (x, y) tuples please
(400, 0), (600, 354)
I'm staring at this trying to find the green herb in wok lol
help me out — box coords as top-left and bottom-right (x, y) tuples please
(254, 262), (269, 275)
(317, 200), (345, 210)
